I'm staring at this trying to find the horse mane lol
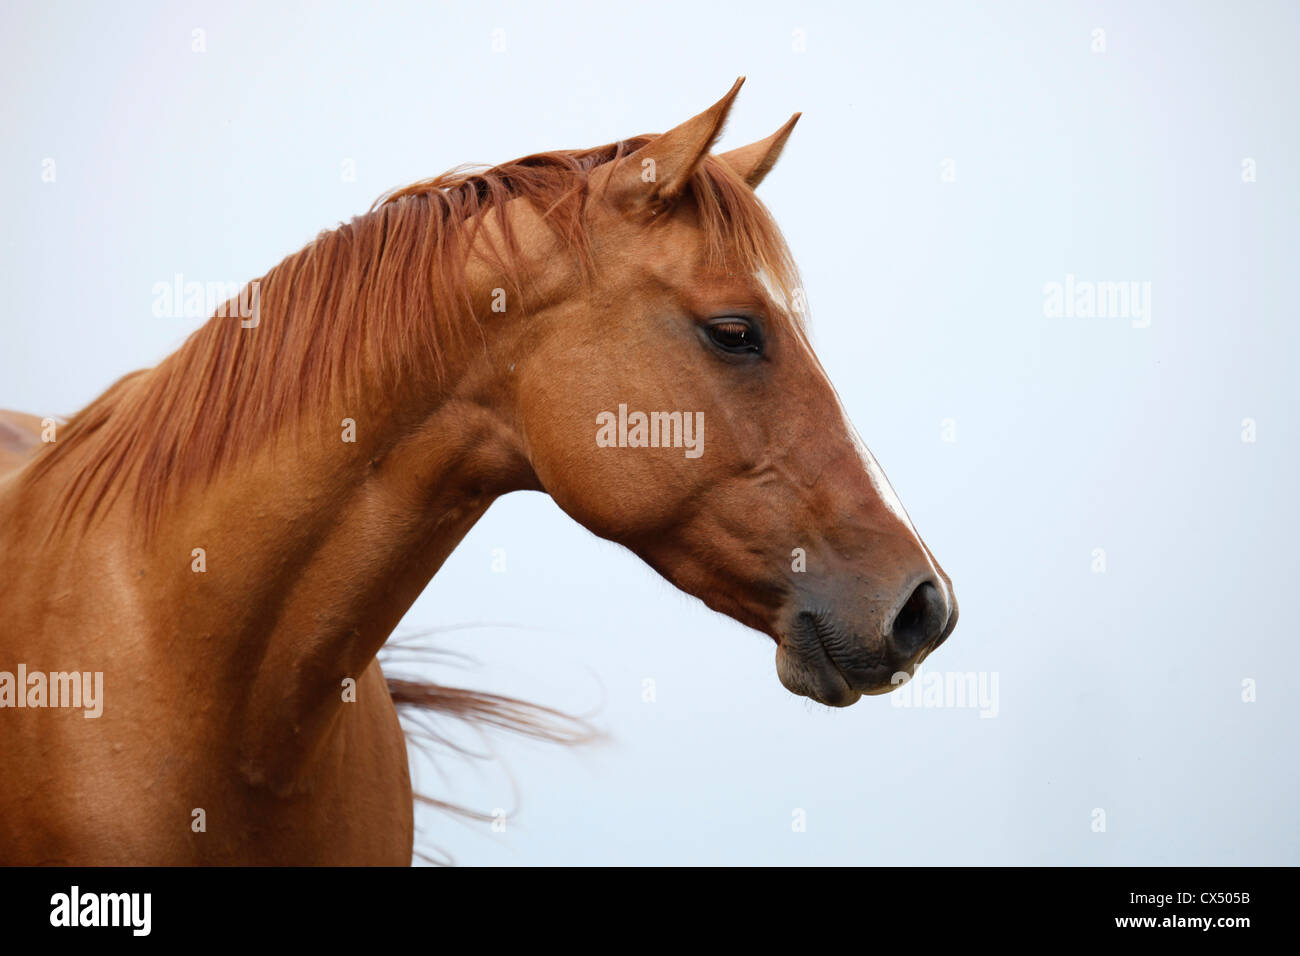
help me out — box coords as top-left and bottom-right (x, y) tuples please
(24, 137), (799, 536)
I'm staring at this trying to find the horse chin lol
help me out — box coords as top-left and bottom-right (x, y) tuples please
(774, 642), (865, 707)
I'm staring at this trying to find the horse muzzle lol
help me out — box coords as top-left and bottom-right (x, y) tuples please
(774, 578), (957, 706)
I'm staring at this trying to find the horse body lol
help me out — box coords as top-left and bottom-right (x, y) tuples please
(0, 80), (956, 864)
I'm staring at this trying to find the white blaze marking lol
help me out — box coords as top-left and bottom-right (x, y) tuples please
(846, 420), (919, 537)
(756, 271), (949, 612)
(754, 268), (787, 313)
(844, 415), (948, 610)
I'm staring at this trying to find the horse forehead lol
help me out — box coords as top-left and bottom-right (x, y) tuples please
(625, 223), (705, 269)
(632, 241), (765, 296)
(596, 220), (778, 309)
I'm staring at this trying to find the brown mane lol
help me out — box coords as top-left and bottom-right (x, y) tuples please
(25, 139), (799, 537)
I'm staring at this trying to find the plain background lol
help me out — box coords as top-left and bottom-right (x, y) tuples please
(2, 0), (1296, 864)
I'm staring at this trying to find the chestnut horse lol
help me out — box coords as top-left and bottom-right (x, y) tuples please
(0, 79), (956, 865)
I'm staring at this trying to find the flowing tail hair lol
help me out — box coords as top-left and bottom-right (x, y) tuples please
(378, 627), (603, 865)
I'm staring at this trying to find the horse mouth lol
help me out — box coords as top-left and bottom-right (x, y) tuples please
(774, 611), (896, 707)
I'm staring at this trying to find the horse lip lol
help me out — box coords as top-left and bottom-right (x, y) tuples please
(778, 610), (869, 706)
(801, 611), (868, 680)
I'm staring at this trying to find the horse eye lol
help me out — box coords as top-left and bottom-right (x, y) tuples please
(706, 318), (761, 355)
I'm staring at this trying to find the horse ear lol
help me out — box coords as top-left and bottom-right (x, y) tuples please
(601, 77), (745, 211)
(718, 112), (801, 188)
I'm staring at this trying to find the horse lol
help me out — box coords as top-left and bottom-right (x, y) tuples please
(0, 78), (956, 865)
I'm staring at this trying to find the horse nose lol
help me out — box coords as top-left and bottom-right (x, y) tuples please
(886, 580), (949, 655)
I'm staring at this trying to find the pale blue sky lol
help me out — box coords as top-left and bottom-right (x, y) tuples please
(3, 0), (1297, 864)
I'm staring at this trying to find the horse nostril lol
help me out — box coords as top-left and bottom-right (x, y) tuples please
(887, 581), (947, 654)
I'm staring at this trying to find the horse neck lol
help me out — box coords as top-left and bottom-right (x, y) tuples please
(174, 385), (529, 785)
(65, 223), (538, 788)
